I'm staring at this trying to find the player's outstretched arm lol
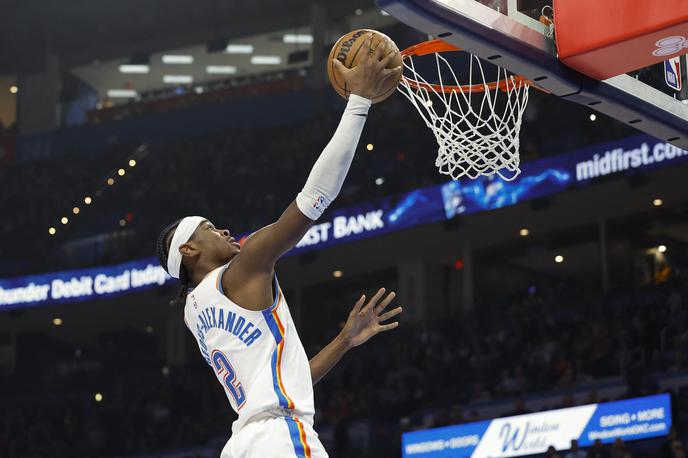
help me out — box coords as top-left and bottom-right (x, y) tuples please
(309, 288), (402, 385)
(235, 34), (400, 272)
(224, 36), (401, 309)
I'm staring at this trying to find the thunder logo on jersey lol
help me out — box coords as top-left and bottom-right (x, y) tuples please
(195, 306), (263, 365)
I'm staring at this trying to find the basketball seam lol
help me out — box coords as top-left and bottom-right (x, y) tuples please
(347, 37), (368, 69)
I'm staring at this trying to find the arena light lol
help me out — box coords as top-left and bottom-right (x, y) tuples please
(225, 44), (254, 54)
(163, 75), (193, 84)
(94, 393), (103, 402)
(106, 89), (138, 98)
(119, 219), (127, 227)
(589, 113), (597, 121)
(72, 207), (80, 215)
(48, 227), (56, 235)
(375, 177), (384, 185)
(355, 8), (363, 15)
(366, 143), (374, 151)
(84, 196), (93, 204)
(250, 55), (282, 65)
(61, 217), (69, 225)
(118, 64), (150, 74)
(52, 317), (63, 326)
(162, 54), (194, 64)
(332, 270), (343, 278)
(9, 85), (18, 94)
(653, 198), (663, 207)
(107, 178), (115, 186)
(129, 159), (136, 167)
(554, 255), (564, 263)
(118, 168), (126, 176)
(519, 228), (529, 236)
(658, 245), (667, 253)
(206, 65), (238, 75)
(283, 34), (313, 44)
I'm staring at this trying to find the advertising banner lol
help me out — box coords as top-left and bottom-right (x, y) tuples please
(0, 257), (171, 310)
(292, 134), (688, 253)
(3, 135), (688, 308)
(402, 394), (671, 457)
(288, 185), (445, 255)
(441, 134), (688, 219)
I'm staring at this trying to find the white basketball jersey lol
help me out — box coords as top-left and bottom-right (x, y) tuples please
(184, 263), (315, 434)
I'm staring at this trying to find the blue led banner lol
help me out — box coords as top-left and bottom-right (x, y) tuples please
(2, 135), (687, 308)
(0, 257), (172, 310)
(441, 134), (688, 218)
(289, 133), (688, 254)
(287, 184), (445, 255)
(402, 394), (672, 457)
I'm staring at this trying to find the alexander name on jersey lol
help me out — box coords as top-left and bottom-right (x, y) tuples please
(194, 305), (264, 365)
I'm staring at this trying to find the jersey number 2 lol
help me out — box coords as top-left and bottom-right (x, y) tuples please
(211, 350), (246, 409)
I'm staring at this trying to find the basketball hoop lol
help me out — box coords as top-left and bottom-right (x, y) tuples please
(398, 39), (533, 181)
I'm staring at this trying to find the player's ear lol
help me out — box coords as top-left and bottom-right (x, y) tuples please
(179, 241), (200, 258)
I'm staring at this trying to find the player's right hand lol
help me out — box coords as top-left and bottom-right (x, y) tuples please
(332, 33), (402, 101)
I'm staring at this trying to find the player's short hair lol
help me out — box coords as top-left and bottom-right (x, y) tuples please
(156, 218), (192, 305)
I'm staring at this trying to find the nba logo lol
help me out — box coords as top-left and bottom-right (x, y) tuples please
(664, 56), (682, 92)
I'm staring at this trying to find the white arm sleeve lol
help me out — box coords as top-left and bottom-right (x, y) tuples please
(296, 94), (372, 220)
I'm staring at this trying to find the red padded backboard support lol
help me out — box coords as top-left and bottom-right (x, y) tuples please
(554, 0), (688, 80)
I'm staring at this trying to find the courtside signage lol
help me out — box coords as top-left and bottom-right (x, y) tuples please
(0, 257), (171, 310)
(402, 394), (671, 458)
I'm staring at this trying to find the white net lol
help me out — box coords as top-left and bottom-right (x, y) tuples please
(398, 48), (530, 181)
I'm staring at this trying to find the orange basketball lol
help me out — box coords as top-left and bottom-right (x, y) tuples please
(327, 29), (403, 104)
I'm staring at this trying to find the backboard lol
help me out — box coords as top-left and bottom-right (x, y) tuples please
(377, 0), (688, 149)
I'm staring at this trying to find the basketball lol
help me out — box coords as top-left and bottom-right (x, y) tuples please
(327, 29), (403, 104)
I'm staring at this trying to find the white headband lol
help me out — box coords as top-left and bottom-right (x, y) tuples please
(167, 216), (205, 279)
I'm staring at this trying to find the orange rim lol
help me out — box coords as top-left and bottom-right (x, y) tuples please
(400, 39), (535, 94)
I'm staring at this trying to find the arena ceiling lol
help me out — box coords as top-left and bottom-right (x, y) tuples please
(70, 8), (396, 103)
(0, 0), (374, 73)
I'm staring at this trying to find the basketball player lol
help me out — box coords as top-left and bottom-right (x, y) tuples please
(156, 34), (403, 458)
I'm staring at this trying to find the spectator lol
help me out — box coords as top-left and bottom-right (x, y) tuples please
(564, 439), (586, 458)
(661, 427), (681, 457)
(587, 439), (611, 458)
(610, 438), (631, 458)
(546, 445), (563, 457)
(670, 440), (687, 458)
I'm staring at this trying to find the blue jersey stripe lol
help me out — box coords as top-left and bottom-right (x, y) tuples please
(262, 308), (283, 343)
(269, 347), (291, 408)
(284, 416), (307, 458)
(262, 296), (292, 409)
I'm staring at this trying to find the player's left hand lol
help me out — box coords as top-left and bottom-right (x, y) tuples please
(340, 288), (402, 348)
